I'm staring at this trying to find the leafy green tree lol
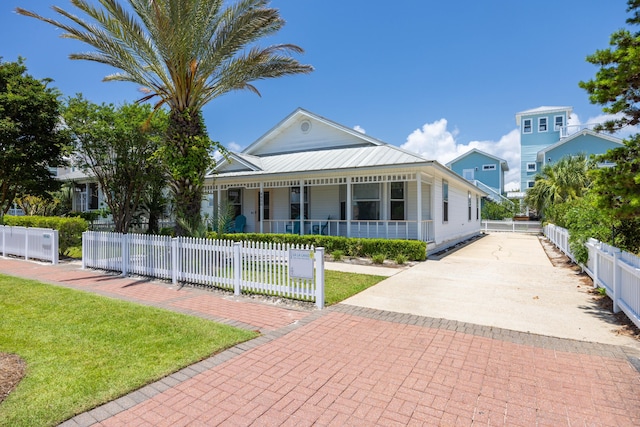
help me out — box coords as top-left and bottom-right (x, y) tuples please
(17, 0), (313, 235)
(0, 58), (69, 221)
(524, 154), (591, 218)
(63, 95), (168, 233)
(579, 0), (640, 222)
(481, 199), (515, 220)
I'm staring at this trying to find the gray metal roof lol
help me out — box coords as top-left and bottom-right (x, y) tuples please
(213, 144), (429, 178)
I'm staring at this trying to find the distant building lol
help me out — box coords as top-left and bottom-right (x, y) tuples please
(515, 106), (623, 191)
(446, 149), (509, 204)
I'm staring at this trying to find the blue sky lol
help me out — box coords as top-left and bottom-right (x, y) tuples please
(1, 0), (633, 189)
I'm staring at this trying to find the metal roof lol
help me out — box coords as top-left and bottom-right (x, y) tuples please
(212, 144), (429, 178)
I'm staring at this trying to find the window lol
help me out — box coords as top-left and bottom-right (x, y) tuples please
(468, 191), (472, 221)
(523, 119), (532, 134)
(442, 180), (449, 223)
(463, 169), (474, 180)
(538, 117), (548, 132)
(352, 183), (380, 220)
(554, 115), (564, 131)
(259, 191), (270, 220)
(482, 164), (496, 171)
(476, 195), (479, 221)
(390, 182), (405, 220)
(527, 162), (537, 172)
(89, 183), (99, 210)
(228, 188), (242, 219)
(339, 185), (346, 220)
(290, 187), (308, 219)
(527, 181), (535, 189)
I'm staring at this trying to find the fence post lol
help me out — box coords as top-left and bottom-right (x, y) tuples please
(81, 232), (87, 269)
(233, 242), (241, 296)
(171, 238), (178, 285)
(612, 248), (622, 313)
(315, 247), (325, 309)
(52, 230), (59, 265)
(121, 233), (129, 277)
(593, 241), (600, 289)
(24, 227), (29, 261)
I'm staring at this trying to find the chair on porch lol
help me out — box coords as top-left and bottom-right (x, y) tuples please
(312, 216), (330, 235)
(286, 216), (301, 234)
(233, 214), (246, 233)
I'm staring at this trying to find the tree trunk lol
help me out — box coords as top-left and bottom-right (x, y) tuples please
(165, 109), (212, 237)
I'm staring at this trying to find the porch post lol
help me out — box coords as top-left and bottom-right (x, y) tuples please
(85, 183), (90, 211)
(299, 180), (305, 235)
(346, 177), (352, 237)
(259, 182), (264, 234)
(417, 174), (423, 241)
(217, 186), (222, 223)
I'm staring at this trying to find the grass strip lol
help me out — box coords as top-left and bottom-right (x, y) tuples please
(0, 275), (256, 427)
(324, 270), (386, 305)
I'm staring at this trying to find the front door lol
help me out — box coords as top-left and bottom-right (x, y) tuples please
(256, 191), (271, 232)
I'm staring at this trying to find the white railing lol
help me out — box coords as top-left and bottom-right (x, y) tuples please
(82, 231), (325, 308)
(0, 225), (59, 264)
(544, 224), (640, 330)
(262, 219), (435, 242)
(482, 220), (542, 234)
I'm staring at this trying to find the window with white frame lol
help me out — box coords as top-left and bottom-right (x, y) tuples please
(463, 169), (474, 180)
(352, 183), (380, 220)
(468, 191), (472, 221)
(442, 180), (449, 223)
(228, 188), (242, 219)
(538, 117), (548, 132)
(390, 182), (405, 220)
(527, 162), (537, 172)
(290, 187), (308, 219)
(482, 164), (496, 171)
(527, 181), (535, 189)
(554, 115), (564, 131)
(523, 119), (532, 134)
(476, 195), (479, 220)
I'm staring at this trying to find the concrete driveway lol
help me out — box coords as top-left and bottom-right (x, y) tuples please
(344, 232), (640, 348)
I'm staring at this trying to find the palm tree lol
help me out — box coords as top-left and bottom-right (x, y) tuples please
(525, 154), (591, 216)
(17, 0), (313, 235)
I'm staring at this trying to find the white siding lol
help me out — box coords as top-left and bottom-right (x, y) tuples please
(271, 187), (290, 220)
(251, 117), (370, 156)
(406, 181), (417, 221)
(309, 186), (340, 220)
(432, 173), (482, 249)
(422, 183), (431, 220)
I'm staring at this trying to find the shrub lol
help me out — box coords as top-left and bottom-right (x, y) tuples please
(331, 250), (344, 261)
(372, 253), (385, 264)
(2, 215), (88, 256)
(395, 254), (407, 265)
(211, 232), (427, 261)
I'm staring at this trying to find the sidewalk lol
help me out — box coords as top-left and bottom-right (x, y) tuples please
(1, 239), (640, 426)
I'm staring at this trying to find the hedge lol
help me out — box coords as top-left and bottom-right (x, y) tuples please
(209, 232), (427, 261)
(2, 215), (88, 256)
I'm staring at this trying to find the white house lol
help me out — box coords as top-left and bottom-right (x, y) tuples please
(205, 109), (486, 254)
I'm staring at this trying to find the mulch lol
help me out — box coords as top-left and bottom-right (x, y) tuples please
(0, 352), (26, 405)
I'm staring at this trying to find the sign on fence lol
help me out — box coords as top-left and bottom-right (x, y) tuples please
(289, 248), (315, 279)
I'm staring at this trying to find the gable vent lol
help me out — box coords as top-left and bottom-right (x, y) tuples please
(300, 120), (311, 133)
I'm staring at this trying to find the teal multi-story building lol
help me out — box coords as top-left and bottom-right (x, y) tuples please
(515, 106), (623, 191)
(446, 149), (509, 204)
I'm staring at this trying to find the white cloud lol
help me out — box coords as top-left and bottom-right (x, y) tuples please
(227, 141), (242, 152)
(353, 125), (366, 134)
(401, 119), (521, 191)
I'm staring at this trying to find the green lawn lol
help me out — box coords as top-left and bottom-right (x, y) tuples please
(0, 275), (257, 427)
(325, 270), (386, 305)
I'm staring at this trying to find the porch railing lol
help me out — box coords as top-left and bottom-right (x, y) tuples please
(262, 219), (434, 242)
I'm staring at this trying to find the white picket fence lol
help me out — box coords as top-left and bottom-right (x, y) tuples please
(544, 224), (640, 329)
(82, 231), (325, 308)
(482, 220), (542, 234)
(0, 225), (59, 264)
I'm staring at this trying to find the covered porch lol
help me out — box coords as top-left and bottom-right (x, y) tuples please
(204, 170), (435, 242)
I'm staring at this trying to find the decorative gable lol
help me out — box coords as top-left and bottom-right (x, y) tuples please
(243, 109), (382, 156)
